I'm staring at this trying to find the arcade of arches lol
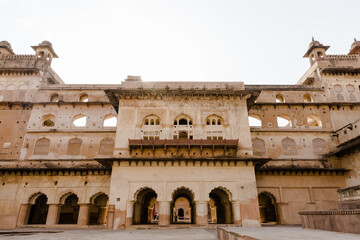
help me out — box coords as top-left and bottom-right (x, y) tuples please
(19, 192), (109, 226)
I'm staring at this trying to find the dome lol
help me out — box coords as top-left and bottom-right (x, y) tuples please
(0, 40), (13, 50)
(39, 40), (53, 48)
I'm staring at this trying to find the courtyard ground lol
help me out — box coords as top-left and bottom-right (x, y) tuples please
(0, 226), (359, 240)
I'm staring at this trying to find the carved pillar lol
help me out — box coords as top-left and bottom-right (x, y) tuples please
(16, 204), (31, 226)
(195, 201), (208, 225)
(77, 204), (90, 225)
(107, 204), (115, 230)
(46, 204), (60, 225)
(158, 201), (170, 226)
(232, 201), (241, 224)
(125, 201), (134, 226)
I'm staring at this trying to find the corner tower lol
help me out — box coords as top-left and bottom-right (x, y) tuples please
(31, 41), (58, 65)
(303, 38), (329, 65)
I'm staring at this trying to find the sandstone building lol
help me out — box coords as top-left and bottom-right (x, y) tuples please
(0, 39), (359, 230)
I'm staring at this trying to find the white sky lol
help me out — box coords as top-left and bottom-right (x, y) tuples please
(1, 0), (360, 85)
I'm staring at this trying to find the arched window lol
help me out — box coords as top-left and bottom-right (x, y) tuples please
(275, 94), (285, 103)
(248, 115), (262, 127)
(281, 137), (297, 155)
(334, 85), (343, 92)
(346, 84), (355, 92)
(73, 114), (86, 127)
(67, 138), (82, 155)
(205, 115), (224, 139)
(42, 114), (55, 127)
(173, 115), (193, 140)
(142, 115), (162, 139)
(307, 114), (322, 128)
(99, 138), (114, 155)
(312, 138), (328, 155)
(303, 94), (313, 103)
(252, 138), (266, 156)
(50, 94), (59, 102)
(277, 115), (292, 128)
(79, 93), (88, 102)
(103, 115), (117, 127)
(34, 138), (50, 155)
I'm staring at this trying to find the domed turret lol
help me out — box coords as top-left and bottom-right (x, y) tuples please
(31, 40), (58, 64)
(303, 37), (329, 65)
(348, 38), (360, 55)
(0, 40), (15, 59)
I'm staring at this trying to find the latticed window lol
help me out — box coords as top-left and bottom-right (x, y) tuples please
(312, 138), (328, 155)
(252, 138), (266, 156)
(99, 138), (114, 155)
(281, 137), (298, 155)
(34, 138), (50, 155)
(67, 138), (82, 155)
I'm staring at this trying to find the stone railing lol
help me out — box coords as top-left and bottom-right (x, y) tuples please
(324, 54), (359, 61)
(335, 119), (360, 147)
(299, 210), (360, 234)
(217, 228), (258, 240)
(4, 54), (37, 60)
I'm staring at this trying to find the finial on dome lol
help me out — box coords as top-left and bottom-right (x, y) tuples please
(312, 36), (315, 42)
(355, 38), (357, 42)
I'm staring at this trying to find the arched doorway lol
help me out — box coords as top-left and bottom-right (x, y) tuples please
(258, 192), (278, 224)
(59, 193), (79, 224)
(27, 194), (48, 224)
(89, 193), (109, 225)
(133, 188), (158, 224)
(171, 187), (195, 224)
(209, 188), (232, 224)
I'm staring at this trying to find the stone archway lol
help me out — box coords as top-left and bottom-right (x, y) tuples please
(89, 193), (109, 225)
(171, 187), (195, 224)
(133, 187), (158, 224)
(258, 192), (278, 224)
(58, 193), (79, 224)
(209, 187), (233, 224)
(27, 193), (49, 224)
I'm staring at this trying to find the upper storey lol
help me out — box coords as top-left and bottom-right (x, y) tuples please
(0, 40), (63, 85)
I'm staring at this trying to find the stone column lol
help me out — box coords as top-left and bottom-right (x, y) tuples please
(16, 204), (31, 226)
(107, 204), (115, 230)
(158, 201), (170, 226)
(195, 201), (208, 225)
(77, 204), (90, 225)
(125, 201), (134, 226)
(232, 201), (241, 224)
(224, 202), (232, 224)
(46, 204), (61, 225)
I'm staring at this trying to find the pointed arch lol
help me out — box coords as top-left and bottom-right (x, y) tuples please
(28, 192), (47, 205)
(281, 137), (298, 155)
(252, 138), (266, 156)
(103, 114), (117, 127)
(34, 138), (50, 155)
(208, 186), (233, 201)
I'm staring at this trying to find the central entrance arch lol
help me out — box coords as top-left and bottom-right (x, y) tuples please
(27, 193), (48, 224)
(133, 188), (158, 224)
(171, 187), (195, 224)
(59, 193), (79, 224)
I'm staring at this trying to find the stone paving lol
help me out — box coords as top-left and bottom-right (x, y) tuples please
(0, 226), (359, 240)
(224, 226), (360, 240)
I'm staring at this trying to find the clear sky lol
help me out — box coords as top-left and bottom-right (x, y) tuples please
(1, 0), (360, 85)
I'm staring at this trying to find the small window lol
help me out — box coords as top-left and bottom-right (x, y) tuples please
(145, 119), (149, 125)
(212, 119), (216, 125)
(303, 94), (313, 103)
(73, 115), (86, 127)
(103, 115), (117, 127)
(50, 94), (59, 102)
(307, 115), (322, 128)
(217, 120), (221, 125)
(155, 119), (160, 125)
(277, 115), (291, 128)
(275, 94), (285, 103)
(79, 94), (88, 102)
(150, 119), (154, 125)
(42, 114), (55, 127)
(249, 115), (262, 127)
(206, 119), (210, 125)
(174, 120), (178, 125)
(179, 118), (188, 125)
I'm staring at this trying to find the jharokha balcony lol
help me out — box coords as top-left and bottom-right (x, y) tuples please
(128, 139), (239, 158)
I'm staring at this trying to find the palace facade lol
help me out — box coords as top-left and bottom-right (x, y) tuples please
(0, 39), (359, 229)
